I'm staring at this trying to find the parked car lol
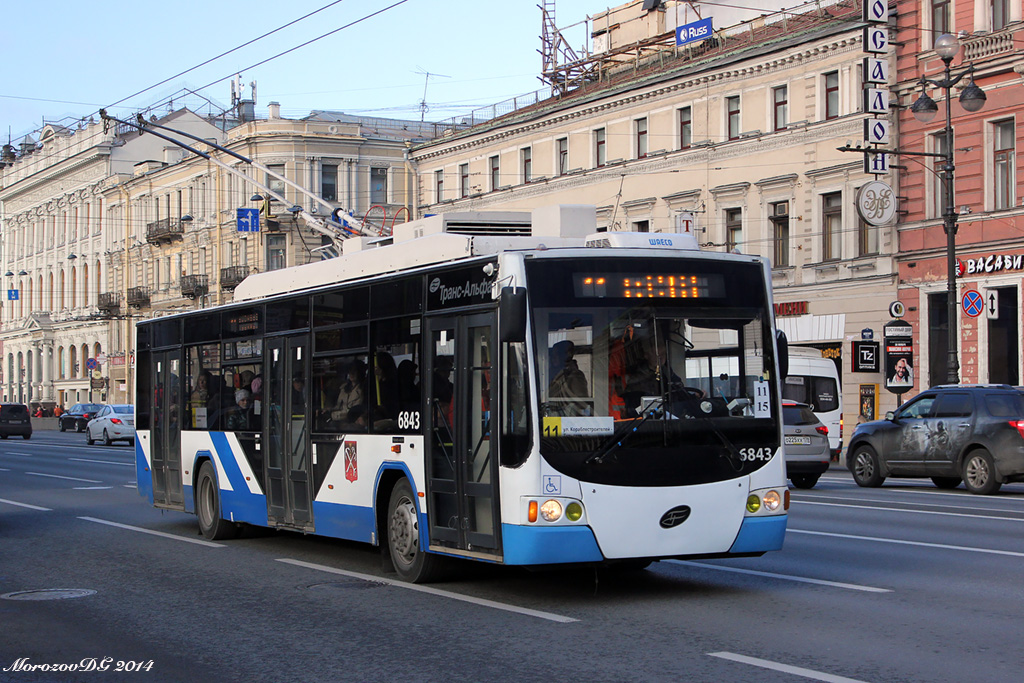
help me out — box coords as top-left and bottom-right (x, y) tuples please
(58, 403), (104, 432)
(0, 403), (32, 439)
(782, 401), (830, 489)
(85, 404), (135, 446)
(846, 384), (1024, 495)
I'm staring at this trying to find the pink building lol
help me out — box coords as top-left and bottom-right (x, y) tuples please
(893, 0), (1023, 386)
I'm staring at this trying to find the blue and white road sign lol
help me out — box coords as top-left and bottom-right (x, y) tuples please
(676, 18), (713, 46)
(962, 290), (984, 318)
(236, 207), (260, 232)
(7, 289), (18, 301)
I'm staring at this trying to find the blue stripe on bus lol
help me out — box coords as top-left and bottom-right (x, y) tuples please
(135, 440), (153, 503)
(310, 501), (375, 543)
(205, 435), (268, 526)
(728, 515), (787, 553)
(500, 524), (604, 565)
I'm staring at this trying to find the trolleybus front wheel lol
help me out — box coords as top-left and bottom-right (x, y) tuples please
(387, 479), (445, 583)
(196, 461), (241, 541)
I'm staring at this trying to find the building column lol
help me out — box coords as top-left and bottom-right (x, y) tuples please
(41, 342), (53, 404)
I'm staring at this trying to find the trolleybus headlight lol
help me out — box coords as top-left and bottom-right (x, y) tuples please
(566, 502), (583, 522)
(763, 490), (782, 512)
(746, 494), (761, 513)
(540, 499), (563, 522)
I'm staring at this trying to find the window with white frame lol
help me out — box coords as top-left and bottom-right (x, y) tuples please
(822, 192), (843, 261)
(459, 163), (470, 198)
(557, 137), (568, 176)
(994, 119), (1015, 210)
(931, 0), (950, 36)
(594, 128), (606, 168)
(435, 169), (444, 202)
(992, 0), (1010, 30)
(370, 167), (388, 205)
(521, 147), (533, 183)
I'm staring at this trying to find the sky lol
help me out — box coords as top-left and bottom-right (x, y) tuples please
(0, 0), (604, 143)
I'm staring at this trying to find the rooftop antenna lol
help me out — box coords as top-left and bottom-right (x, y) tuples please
(414, 68), (450, 122)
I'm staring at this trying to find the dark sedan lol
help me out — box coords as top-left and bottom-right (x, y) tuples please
(58, 403), (104, 432)
(847, 384), (1024, 494)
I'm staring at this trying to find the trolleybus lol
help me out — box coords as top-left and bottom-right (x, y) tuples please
(135, 205), (790, 582)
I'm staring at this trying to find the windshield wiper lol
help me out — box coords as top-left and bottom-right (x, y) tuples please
(584, 398), (665, 466)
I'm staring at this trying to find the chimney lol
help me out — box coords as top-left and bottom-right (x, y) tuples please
(268, 102), (281, 120)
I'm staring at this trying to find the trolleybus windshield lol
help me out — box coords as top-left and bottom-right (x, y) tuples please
(527, 257), (779, 487)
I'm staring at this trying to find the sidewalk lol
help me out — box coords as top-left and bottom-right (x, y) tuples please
(31, 417), (59, 431)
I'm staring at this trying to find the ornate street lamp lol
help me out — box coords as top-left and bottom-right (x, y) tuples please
(910, 34), (986, 384)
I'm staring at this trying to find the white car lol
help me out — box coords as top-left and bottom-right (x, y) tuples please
(86, 404), (136, 446)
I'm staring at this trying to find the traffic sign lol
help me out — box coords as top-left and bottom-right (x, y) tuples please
(85, 357), (98, 370)
(236, 207), (260, 232)
(962, 290), (984, 318)
(986, 289), (999, 320)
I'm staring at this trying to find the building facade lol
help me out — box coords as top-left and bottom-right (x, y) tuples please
(892, 0), (1024, 390)
(0, 105), (433, 408)
(410, 0), (901, 437)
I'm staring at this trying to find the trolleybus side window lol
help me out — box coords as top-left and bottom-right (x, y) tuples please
(186, 343), (226, 430)
(370, 317), (421, 433)
(313, 354), (369, 433)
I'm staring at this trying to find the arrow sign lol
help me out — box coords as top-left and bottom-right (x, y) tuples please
(987, 289), (999, 319)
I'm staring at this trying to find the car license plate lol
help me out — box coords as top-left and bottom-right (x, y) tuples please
(784, 435), (811, 445)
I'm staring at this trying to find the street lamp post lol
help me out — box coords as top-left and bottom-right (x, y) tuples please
(910, 34), (986, 385)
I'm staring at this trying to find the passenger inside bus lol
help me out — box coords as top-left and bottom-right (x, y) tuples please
(226, 389), (255, 431)
(548, 340), (589, 415)
(397, 359), (419, 413)
(433, 355), (455, 431)
(332, 359), (366, 424)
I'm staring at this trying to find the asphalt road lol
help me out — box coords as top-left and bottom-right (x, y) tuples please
(3, 431), (1024, 682)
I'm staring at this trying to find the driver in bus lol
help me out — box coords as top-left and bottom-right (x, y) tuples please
(548, 340), (589, 415)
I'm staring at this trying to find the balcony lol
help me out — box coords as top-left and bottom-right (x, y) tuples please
(97, 292), (121, 313)
(127, 286), (151, 308)
(145, 217), (184, 244)
(220, 265), (252, 289)
(180, 274), (209, 299)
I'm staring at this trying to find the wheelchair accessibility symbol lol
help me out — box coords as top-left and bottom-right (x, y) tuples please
(542, 475), (561, 495)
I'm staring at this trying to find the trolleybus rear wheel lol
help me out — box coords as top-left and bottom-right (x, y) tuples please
(196, 461), (241, 540)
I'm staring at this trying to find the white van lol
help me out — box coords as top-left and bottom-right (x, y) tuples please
(781, 347), (842, 460)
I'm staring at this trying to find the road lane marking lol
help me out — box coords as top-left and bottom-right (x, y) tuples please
(73, 486), (114, 490)
(708, 652), (868, 683)
(0, 497), (51, 511)
(790, 529), (1024, 558)
(668, 560), (890, 593)
(277, 558), (578, 623)
(798, 492), (1024, 515)
(26, 472), (102, 483)
(69, 458), (134, 467)
(796, 499), (1024, 522)
(78, 517), (224, 548)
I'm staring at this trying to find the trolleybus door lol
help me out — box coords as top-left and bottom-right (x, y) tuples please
(150, 351), (183, 508)
(425, 314), (501, 557)
(264, 335), (313, 530)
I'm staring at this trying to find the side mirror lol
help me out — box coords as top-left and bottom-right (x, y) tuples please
(776, 329), (789, 380)
(885, 411), (896, 421)
(499, 287), (527, 343)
